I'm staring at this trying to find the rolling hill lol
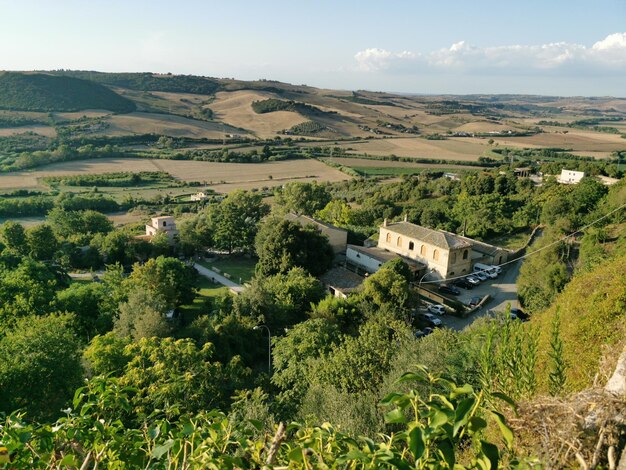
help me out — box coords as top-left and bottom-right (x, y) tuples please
(0, 72), (136, 113)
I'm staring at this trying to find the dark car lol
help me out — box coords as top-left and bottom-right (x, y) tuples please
(511, 308), (529, 321)
(414, 327), (435, 339)
(453, 278), (474, 290)
(468, 296), (482, 307)
(438, 284), (461, 296)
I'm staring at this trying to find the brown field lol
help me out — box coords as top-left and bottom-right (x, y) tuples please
(453, 121), (521, 133)
(490, 129), (625, 153)
(0, 125), (57, 137)
(100, 112), (249, 139)
(323, 137), (489, 160)
(208, 90), (308, 138)
(0, 157), (350, 192)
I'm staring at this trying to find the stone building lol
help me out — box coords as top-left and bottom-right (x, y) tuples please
(377, 218), (473, 280)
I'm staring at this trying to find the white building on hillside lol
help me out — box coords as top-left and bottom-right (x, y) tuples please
(145, 216), (179, 240)
(558, 169), (585, 185)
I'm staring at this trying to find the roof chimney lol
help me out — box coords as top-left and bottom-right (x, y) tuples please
(383, 218), (388, 227)
(404, 214), (408, 222)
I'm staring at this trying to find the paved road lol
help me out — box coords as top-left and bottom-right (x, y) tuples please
(438, 259), (522, 331)
(194, 262), (243, 290)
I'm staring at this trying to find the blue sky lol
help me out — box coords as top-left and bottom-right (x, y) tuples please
(1, 0), (625, 95)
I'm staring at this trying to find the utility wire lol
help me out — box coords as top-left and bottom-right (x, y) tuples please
(420, 200), (626, 285)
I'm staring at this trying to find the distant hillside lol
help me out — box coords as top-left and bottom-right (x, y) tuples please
(51, 71), (221, 95)
(0, 72), (136, 113)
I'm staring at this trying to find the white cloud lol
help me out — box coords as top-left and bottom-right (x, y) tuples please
(354, 48), (417, 71)
(354, 33), (626, 74)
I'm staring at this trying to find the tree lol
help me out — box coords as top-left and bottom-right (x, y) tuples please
(358, 265), (414, 320)
(114, 289), (171, 341)
(315, 200), (352, 226)
(119, 337), (251, 418)
(91, 231), (133, 265)
(275, 182), (331, 215)
(255, 218), (334, 277)
(0, 221), (28, 255)
(0, 259), (59, 322)
(26, 224), (59, 260)
(272, 319), (342, 404)
(56, 281), (110, 339)
(0, 313), (83, 420)
(234, 267), (325, 330)
(126, 256), (197, 310)
(206, 190), (269, 254)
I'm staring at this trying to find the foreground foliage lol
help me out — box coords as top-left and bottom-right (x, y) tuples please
(0, 368), (525, 469)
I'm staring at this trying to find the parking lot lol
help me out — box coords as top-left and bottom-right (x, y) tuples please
(421, 260), (523, 331)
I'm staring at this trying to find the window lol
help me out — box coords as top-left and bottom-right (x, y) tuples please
(498, 255), (503, 264)
(163, 221), (167, 227)
(433, 249), (440, 261)
(461, 268), (467, 273)
(386, 233), (391, 243)
(450, 252), (457, 264)
(449, 272), (455, 276)
(420, 245), (426, 256)
(396, 236), (402, 248)
(463, 249), (468, 260)
(409, 241), (415, 250)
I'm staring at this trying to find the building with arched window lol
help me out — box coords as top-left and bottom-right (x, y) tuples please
(376, 218), (511, 281)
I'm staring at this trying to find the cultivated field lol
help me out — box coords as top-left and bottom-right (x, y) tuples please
(490, 129), (626, 153)
(0, 157), (350, 192)
(0, 125), (57, 137)
(100, 112), (248, 139)
(208, 90), (309, 138)
(320, 137), (490, 160)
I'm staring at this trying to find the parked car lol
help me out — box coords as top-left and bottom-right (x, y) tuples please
(511, 308), (529, 321)
(468, 296), (482, 307)
(453, 278), (474, 289)
(438, 284), (461, 296)
(466, 276), (481, 286)
(427, 304), (446, 315)
(414, 327), (435, 339)
(420, 313), (442, 327)
(474, 271), (489, 282)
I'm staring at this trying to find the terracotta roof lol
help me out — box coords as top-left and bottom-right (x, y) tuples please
(285, 213), (347, 233)
(319, 267), (364, 293)
(384, 222), (471, 250)
(347, 245), (426, 269)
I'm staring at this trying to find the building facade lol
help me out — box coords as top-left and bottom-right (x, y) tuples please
(377, 220), (473, 280)
(145, 216), (179, 240)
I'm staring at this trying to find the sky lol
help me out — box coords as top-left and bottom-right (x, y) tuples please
(1, 0), (625, 96)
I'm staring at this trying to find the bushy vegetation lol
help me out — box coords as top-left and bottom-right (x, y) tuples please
(52, 71), (221, 95)
(0, 72), (136, 113)
(0, 115), (43, 128)
(283, 120), (327, 135)
(251, 98), (327, 116)
(42, 171), (175, 187)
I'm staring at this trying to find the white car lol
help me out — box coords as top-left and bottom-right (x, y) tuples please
(474, 272), (489, 282)
(466, 276), (481, 285)
(427, 304), (446, 315)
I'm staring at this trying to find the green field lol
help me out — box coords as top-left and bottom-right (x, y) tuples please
(198, 256), (257, 283)
(179, 276), (229, 320)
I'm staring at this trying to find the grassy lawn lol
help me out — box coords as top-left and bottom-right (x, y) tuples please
(180, 276), (229, 321)
(487, 228), (533, 250)
(198, 256), (257, 283)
